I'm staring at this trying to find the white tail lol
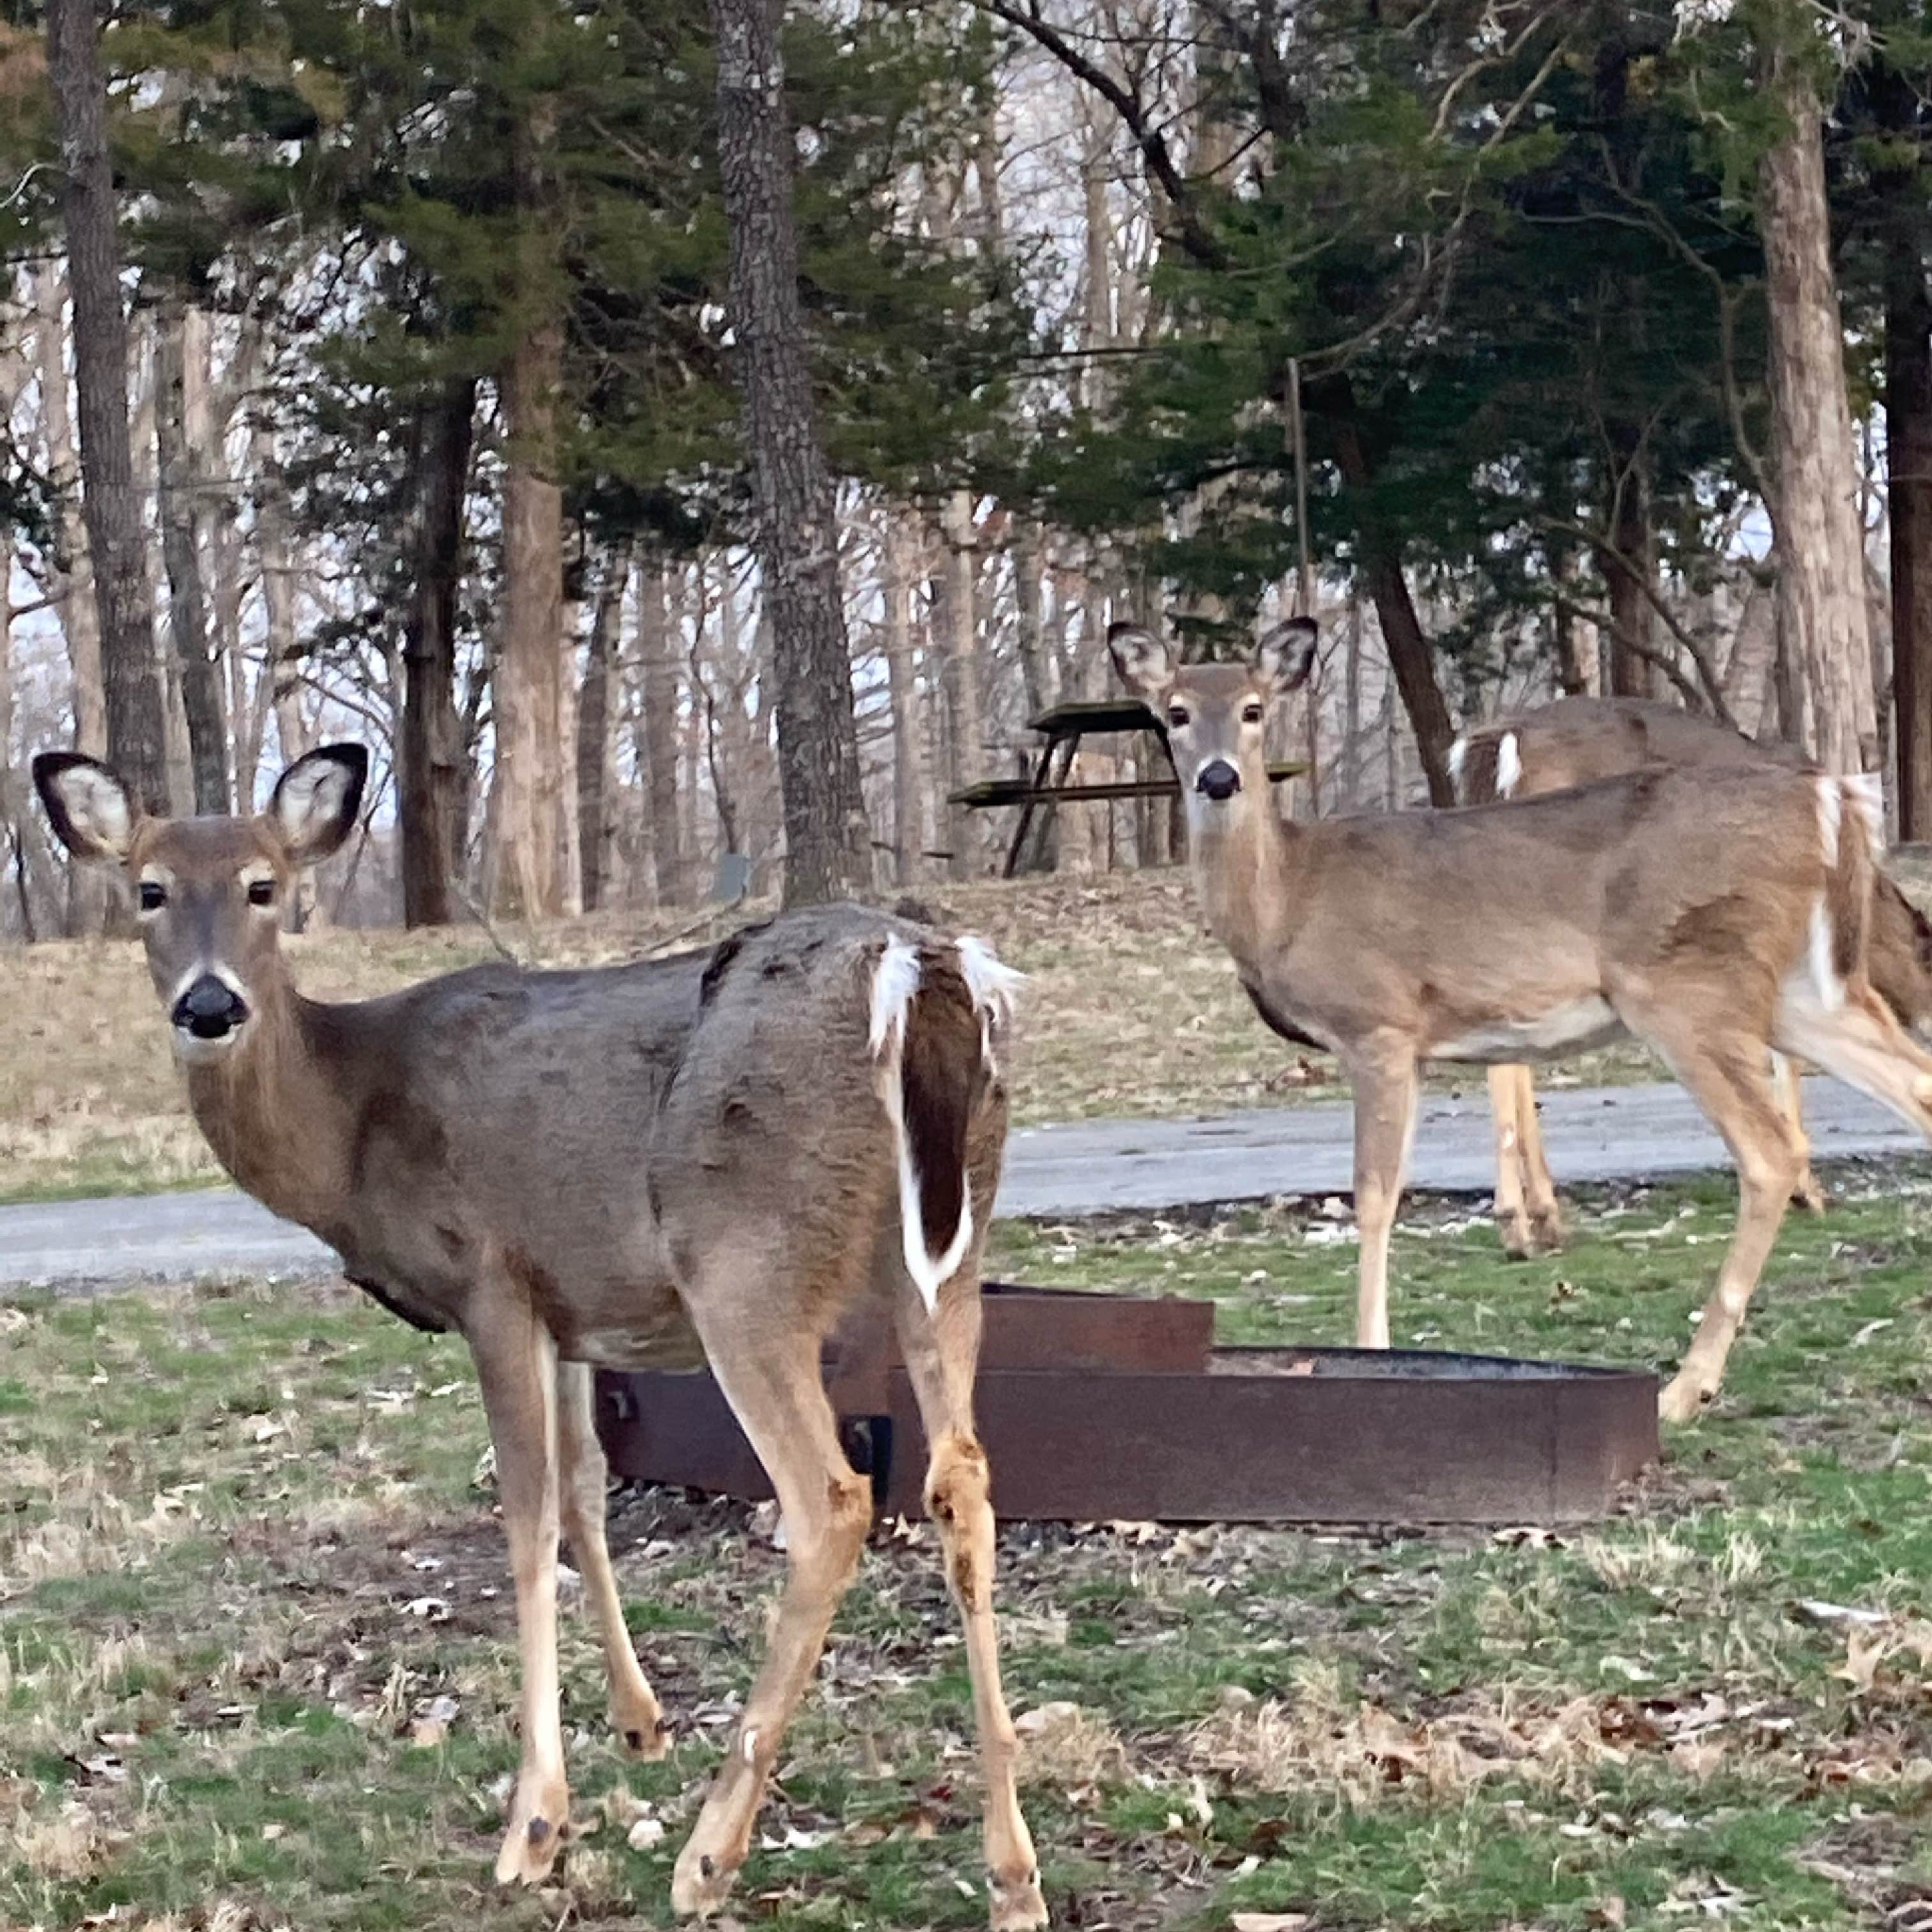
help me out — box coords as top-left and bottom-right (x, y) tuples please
(870, 933), (1022, 1309)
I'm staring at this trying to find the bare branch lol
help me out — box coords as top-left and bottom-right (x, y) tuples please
(968, 0), (1229, 268)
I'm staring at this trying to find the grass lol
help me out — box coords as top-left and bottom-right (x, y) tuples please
(0, 870), (1666, 1204)
(7, 1165), (1932, 1929)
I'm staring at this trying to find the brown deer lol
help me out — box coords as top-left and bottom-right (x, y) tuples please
(33, 745), (1047, 1932)
(1110, 620), (1932, 1422)
(1451, 698), (1932, 1258)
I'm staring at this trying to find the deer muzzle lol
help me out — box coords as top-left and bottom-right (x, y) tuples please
(1195, 758), (1242, 802)
(172, 974), (250, 1043)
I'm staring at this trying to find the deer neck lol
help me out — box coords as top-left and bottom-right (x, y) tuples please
(182, 972), (358, 1234)
(1185, 793), (1297, 976)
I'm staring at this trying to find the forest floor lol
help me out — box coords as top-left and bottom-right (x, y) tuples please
(7, 1169), (1932, 1930)
(0, 869), (1666, 1204)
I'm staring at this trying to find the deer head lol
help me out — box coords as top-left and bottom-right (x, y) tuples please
(1110, 618), (1317, 822)
(33, 746), (367, 1063)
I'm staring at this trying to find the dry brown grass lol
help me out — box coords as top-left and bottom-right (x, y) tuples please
(0, 871), (1335, 1200)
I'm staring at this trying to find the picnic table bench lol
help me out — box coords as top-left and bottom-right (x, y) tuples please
(951, 697), (1305, 877)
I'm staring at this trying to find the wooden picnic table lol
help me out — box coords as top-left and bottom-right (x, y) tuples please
(951, 697), (1306, 878)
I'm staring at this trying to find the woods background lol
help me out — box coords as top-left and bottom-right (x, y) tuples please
(2, 0), (1928, 936)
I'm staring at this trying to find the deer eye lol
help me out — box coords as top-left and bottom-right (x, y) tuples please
(1241, 701), (1265, 726)
(139, 881), (166, 912)
(1167, 705), (1191, 730)
(247, 878), (277, 908)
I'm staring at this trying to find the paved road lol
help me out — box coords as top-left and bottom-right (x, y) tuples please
(3, 1077), (1924, 1287)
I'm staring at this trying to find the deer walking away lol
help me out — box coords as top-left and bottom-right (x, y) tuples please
(1452, 696), (1932, 1258)
(1112, 620), (1932, 1422)
(33, 745), (1048, 1932)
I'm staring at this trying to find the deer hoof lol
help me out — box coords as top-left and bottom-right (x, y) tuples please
(494, 1772), (569, 1885)
(615, 1694), (671, 1760)
(1495, 1211), (1537, 1262)
(1528, 1209), (1567, 1255)
(990, 1868), (1050, 1931)
(671, 1841), (739, 1919)
(1791, 1172), (1828, 1215)
(1657, 1372), (1714, 1427)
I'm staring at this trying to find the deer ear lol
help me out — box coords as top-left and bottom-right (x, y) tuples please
(1254, 618), (1318, 697)
(1108, 622), (1175, 697)
(269, 745), (367, 864)
(34, 752), (139, 862)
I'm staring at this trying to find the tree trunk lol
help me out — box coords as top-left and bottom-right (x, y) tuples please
(635, 567), (685, 906)
(1601, 452), (1655, 698)
(940, 489), (979, 880)
(155, 300), (227, 812)
(45, 0), (169, 813)
(400, 378), (475, 928)
(32, 263), (104, 758)
(884, 514), (925, 884)
(708, 0), (870, 905)
(578, 544), (628, 913)
(212, 335), (257, 806)
(1328, 401), (1455, 804)
(0, 311), (34, 939)
(1759, 40), (1878, 773)
(1341, 592), (1364, 807)
(487, 92), (569, 921)
(1881, 102), (1932, 836)
(1011, 523), (1053, 721)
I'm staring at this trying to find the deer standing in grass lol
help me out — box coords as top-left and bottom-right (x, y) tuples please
(1111, 620), (1932, 1422)
(1450, 698), (1932, 1259)
(33, 745), (1047, 1932)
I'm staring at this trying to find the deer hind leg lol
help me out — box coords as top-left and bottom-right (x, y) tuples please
(1348, 1037), (1419, 1350)
(894, 1278), (1046, 1932)
(1514, 1064), (1566, 1252)
(1772, 1053), (1828, 1214)
(1621, 1008), (1802, 1425)
(1775, 985), (1932, 1140)
(1487, 1064), (1535, 1259)
(555, 1361), (667, 1759)
(670, 1314), (871, 1920)
(468, 1290), (569, 1885)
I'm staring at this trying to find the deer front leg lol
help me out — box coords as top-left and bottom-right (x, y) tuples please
(1623, 1015), (1800, 1424)
(469, 1291), (569, 1885)
(669, 1308), (871, 1920)
(1512, 1064), (1566, 1253)
(1349, 1039), (1418, 1351)
(556, 1361), (668, 1759)
(1486, 1064), (1535, 1259)
(896, 1282), (1046, 1931)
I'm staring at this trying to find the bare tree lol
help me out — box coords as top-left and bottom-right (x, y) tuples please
(488, 89), (571, 920)
(1758, 33), (1878, 774)
(578, 543), (628, 912)
(635, 564), (686, 905)
(400, 379), (476, 927)
(155, 298), (228, 810)
(707, 0), (871, 905)
(884, 512), (926, 884)
(43, 0), (169, 811)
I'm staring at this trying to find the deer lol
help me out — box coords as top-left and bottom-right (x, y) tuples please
(1450, 698), (1932, 1260)
(1110, 618), (1932, 1423)
(32, 744), (1048, 1932)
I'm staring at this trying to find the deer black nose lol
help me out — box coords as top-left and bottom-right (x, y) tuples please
(172, 976), (249, 1039)
(1196, 759), (1241, 802)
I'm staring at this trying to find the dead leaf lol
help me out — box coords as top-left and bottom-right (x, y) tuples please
(1669, 1738), (1726, 1781)
(1835, 1629), (1890, 1694)
(1230, 1915), (1312, 1931)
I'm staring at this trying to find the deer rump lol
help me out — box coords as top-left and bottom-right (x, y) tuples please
(663, 909), (1020, 1315)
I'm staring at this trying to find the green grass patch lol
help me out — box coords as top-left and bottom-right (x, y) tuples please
(6, 1170), (1932, 1927)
